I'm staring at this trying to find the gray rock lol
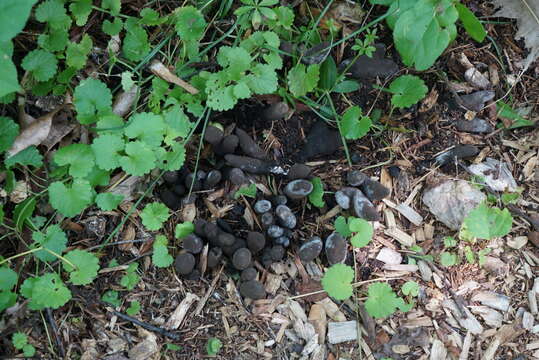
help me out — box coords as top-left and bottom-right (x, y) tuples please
(241, 267), (258, 282)
(270, 245), (285, 261)
(254, 200), (272, 214)
(347, 170), (367, 186)
(182, 234), (204, 254)
(434, 145), (479, 166)
(422, 180), (486, 230)
(456, 118), (494, 134)
(359, 178), (390, 202)
(225, 155), (271, 174)
(260, 212), (275, 227)
(218, 232), (236, 247)
(335, 190), (352, 209)
(284, 179), (314, 200)
(240, 280), (266, 299)
(287, 163), (312, 180)
(203, 170), (222, 189)
(298, 121), (342, 161)
(232, 248), (252, 270)
(343, 43), (398, 79)
(298, 237), (323, 262)
(325, 232), (347, 265)
(468, 158), (517, 192)
(274, 236), (290, 247)
(276, 205), (297, 229)
(204, 125), (224, 145)
(353, 190), (380, 221)
(193, 219), (207, 237)
(267, 225), (284, 238)
(207, 247), (222, 268)
(163, 170), (179, 184)
(214, 134), (239, 155)
(236, 128), (266, 159)
(247, 231), (265, 253)
(174, 253), (196, 275)
(459, 90), (495, 112)
(228, 168), (248, 185)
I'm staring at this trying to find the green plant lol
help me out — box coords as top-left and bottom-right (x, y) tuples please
(152, 235), (174, 268)
(102, 290), (121, 307)
(308, 177), (325, 208)
(126, 300), (141, 316)
(12, 332), (36, 357)
(388, 75), (428, 109)
(141, 202), (170, 231)
(175, 222), (195, 238)
(364, 282), (412, 318)
(462, 203), (512, 240)
(340, 106), (372, 140)
(120, 263), (140, 290)
(321, 264), (355, 300)
(234, 183), (257, 199)
(206, 337), (223, 356)
(234, 0), (278, 29)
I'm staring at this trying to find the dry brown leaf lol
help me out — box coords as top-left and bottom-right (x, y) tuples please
(113, 85), (139, 117)
(41, 112), (77, 151)
(149, 60), (199, 94)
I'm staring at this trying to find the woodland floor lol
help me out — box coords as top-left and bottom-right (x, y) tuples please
(1, 1), (539, 360)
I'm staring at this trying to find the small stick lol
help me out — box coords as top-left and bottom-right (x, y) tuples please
(194, 265), (225, 316)
(105, 305), (181, 340)
(149, 60), (199, 95)
(46, 308), (65, 358)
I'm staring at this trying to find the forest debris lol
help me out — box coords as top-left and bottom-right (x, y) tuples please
(264, 273), (282, 295)
(384, 199), (424, 226)
(376, 247), (402, 265)
(456, 118), (494, 134)
(7, 107), (59, 157)
(127, 329), (159, 360)
(522, 311), (534, 330)
(507, 235), (528, 249)
(149, 60), (198, 94)
(422, 180), (486, 230)
(9, 181), (28, 203)
(443, 299), (484, 334)
(80, 339), (99, 360)
(384, 227), (415, 247)
(464, 67), (491, 89)
(418, 260), (433, 282)
(327, 321), (358, 344)
(316, 297), (346, 322)
(429, 339), (447, 360)
(308, 304), (327, 344)
(164, 293), (199, 330)
(471, 291), (510, 312)
(468, 158), (518, 192)
(469, 306), (503, 328)
(483, 323), (525, 359)
(113, 85), (139, 117)
(459, 90), (495, 112)
(41, 112), (77, 150)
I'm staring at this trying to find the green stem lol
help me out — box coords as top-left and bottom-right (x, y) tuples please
(325, 92), (352, 166)
(0, 248), (42, 265)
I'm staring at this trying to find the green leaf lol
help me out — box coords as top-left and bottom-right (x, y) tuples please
(272, 6), (294, 29)
(54, 144), (95, 178)
(333, 80), (360, 93)
(0, 291), (17, 312)
(85, 166), (110, 187)
(92, 134), (125, 170)
(121, 71), (135, 91)
(157, 142), (186, 171)
(334, 216), (352, 237)
(21, 50), (58, 82)
(13, 198), (36, 232)
(497, 101), (534, 129)
(163, 105), (193, 140)
(124, 112), (166, 147)
(393, 1), (458, 70)
(455, 3), (486, 43)
(365, 282), (408, 318)
(206, 338), (222, 356)
(152, 235), (173, 268)
(234, 183), (257, 199)
(139, 8), (166, 26)
(349, 218), (373, 248)
(63, 249), (100, 285)
(0, 0), (37, 42)
(340, 106), (372, 140)
(5, 146), (43, 169)
(38, 27), (69, 52)
(401, 281), (419, 297)
(0, 116), (19, 154)
(101, 290), (121, 307)
(120, 264), (139, 290)
(443, 236), (458, 248)
(48, 180), (95, 217)
(96, 193), (124, 211)
(23, 344), (36, 357)
(12, 332), (28, 349)
(102, 0), (121, 15)
(462, 203), (512, 240)
(440, 251), (459, 266)
(123, 18), (150, 62)
(74, 78), (112, 124)
(321, 264), (354, 300)
(66, 34), (93, 70)
(389, 75), (428, 108)
(103, 17), (124, 36)
(35, 0), (69, 28)
(119, 141), (156, 176)
(319, 56), (337, 90)
(175, 6), (206, 42)
(69, 0), (93, 26)
(308, 177), (325, 208)
(288, 63), (320, 97)
(32, 224), (68, 262)
(0, 267), (18, 291)
(21, 273), (71, 310)
(141, 202), (170, 231)
(175, 222), (194, 238)
(0, 41), (21, 98)
(126, 300), (141, 316)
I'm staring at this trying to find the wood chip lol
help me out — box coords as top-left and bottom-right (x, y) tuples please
(149, 60), (199, 94)
(164, 293), (199, 330)
(308, 304), (327, 345)
(327, 321), (358, 344)
(316, 298), (346, 322)
(264, 273), (282, 295)
(384, 227), (415, 247)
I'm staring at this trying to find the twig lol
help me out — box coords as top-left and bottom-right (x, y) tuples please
(45, 308), (65, 358)
(194, 264), (225, 316)
(149, 60), (199, 95)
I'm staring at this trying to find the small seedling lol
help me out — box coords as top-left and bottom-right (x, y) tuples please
(234, 183), (257, 199)
(120, 263), (140, 290)
(140, 202), (170, 231)
(308, 177), (325, 208)
(12, 332), (36, 357)
(152, 235), (174, 268)
(126, 300), (141, 316)
(364, 282), (411, 318)
(321, 264), (354, 300)
(206, 337), (222, 356)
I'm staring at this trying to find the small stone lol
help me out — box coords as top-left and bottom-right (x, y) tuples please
(174, 253), (196, 275)
(459, 90), (495, 112)
(204, 125), (224, 145)
(163, 170), (179, 184)
(325, 232), (347, 265)
(275, 205), (297, 229)
(207, 247), (222, 268)
(287, 163), (311, 180)
(171, 184), (186, 196)
(262, 102), (289, 121)
(456, 118), (494, 134)
(298, 237), (323, 262)
(204, 222), (220, 241)
(241, 267), (258, 282)
(335, 191), (352, 209)
(345, 43), (398, 79)
(225, 155), (271, 174)
(184, 269), (201, 281)
(160, 189), (180, 210)
(267, 225), (284, 238)
(270, 245), (286, 261)
(218, 232), (236, 247)
(236, 128), (266, 159)
(222, 238), (246, 257)
(193, 219), (207, 237)
(284, 179), (314, 200)
(215, 134), (239, 155)
(271, 195), (288, 206)
(228, 168), (248, 185)
(239, 280), (266, 299)
(353, 190), (380, 221)
(376, 247), (402, 265)
(247, 231), (266, 254)
(274, 236), (290, 247)
(359, 178), (390, 202)
(260, 248), (273, 267)
(232, 248), (252, 270)
(203, 170), (222, 189)
(216, 218), (233, 233)
(260, 212), (275, 227)
(254, 200), (272, 214)
(181, 194), (197, 205)
(435, 145), (479, 166)
(347, 170), (367, 186)
(182, 234), (204, 254)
